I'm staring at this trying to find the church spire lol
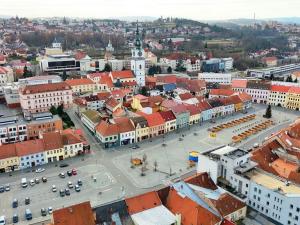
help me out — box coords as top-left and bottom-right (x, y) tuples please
(134, 21), (142, 50)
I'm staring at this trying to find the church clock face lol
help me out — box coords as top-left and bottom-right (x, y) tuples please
(138, 51), (143, 57)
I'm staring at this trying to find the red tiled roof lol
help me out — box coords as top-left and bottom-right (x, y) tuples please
(185, 173), (218, 190)
(122, 81), (137, 87)
(211, 193), (246, 217)
(65, 78), (94, 86)
(227, 95), (243, 105)
(171, 104), (188, 115)
(148, 96), (163, 104)
(166, 188), (221, 225)
(288, 86), (300, 94)
(99, 74), (113, 88)
(15, 139), (45, 156)
(110, 70), (134, 79)
(161, 99), (178, 109)
(197, 100), (212, 111)
(105, 97), (120, 109)
(74, 51), (87, 60)
(114, 117), (135, 133)
(185, 104), (200, 116)
(0, 144), (17, 160)
(156, 75), (177, 84)
(95, 120), (119, 136)
(125, 191), (162, 215)
(159, 110), (176, 122)
(42, 132), (63, 150)
(238, 92), (252, 102)
(0, 66), (9, 74)
(263, 56), (277, 62)
(271, 85), (291, 93)
(210, 89), (235, 96)
(111, 89), (126, 99)
(146, 76), (157, 83)
(96, 92), (111, 101)
(21, 82), (71, 94)
(53, 201), (95, 225)
(179, 93), (194, 101)
(139, 112), (165, 127)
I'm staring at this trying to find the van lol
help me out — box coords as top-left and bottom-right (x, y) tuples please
(25, 209), (32, 220)
(21, 178), (27, 188)
(0, 216), (5, 225)
(12, 214), (18, 223)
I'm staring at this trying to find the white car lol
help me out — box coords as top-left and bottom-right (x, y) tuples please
(48, 207), (53, 214)
(52, 185), (57, 192)
(35, 168), (45, 173)
(5, 184), (10, 192)
(29, 179), (35, 186)
(0, 215), (5, 225)
(67, 181), (73, 189)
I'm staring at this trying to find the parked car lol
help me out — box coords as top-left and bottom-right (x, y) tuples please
(75, 185), (81, 192)
(29, 180), (35, 186)
(25, 197), (30, 205)
(72, 168), (77, 175)
(77, 180), (82, 186)
(59, 163), (69, 168)
(25, 209), (32, 220)
(0, 216), (5, 225)
(12, 214), (18, 223)
(59, 189), (65, 197)
(65, 188), (70, 196)
(67, 171), (72, 177)
(41, 208), (47, 216)
(42, 177), (47, 183)
(67, 181), (73, 189)
(0, 186), (4, 193)
(59, 173), (65, 178)
(35, 168), (45, 173)
(34, 178), (40, 184)
(12, 199), (18, 208)
(5, 184), (10, 192)
(48, 207), (53, 214)
(52, 185), (57, 192)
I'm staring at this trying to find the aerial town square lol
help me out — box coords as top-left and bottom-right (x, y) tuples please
(0, 1), (300, 225)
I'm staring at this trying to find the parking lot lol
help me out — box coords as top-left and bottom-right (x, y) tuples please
(0, 163), (117, 224)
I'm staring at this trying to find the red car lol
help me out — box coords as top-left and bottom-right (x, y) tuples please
(72, 168), (77, 175)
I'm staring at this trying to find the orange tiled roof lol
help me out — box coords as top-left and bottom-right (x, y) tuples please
(232, 79), (247, 89)
(138, 112), (165, 127)
(270, 158), (299, 179)
(114, 117), (135, 133)
(110, 70), (134, 79)
(185, 173), (218, 190)
(210, 89), (235, 96)
(15, 139), (45, 157)
(179, 93), (194, 101)
(166, 188), (221, 225)
(288, 86), (300, 94)
(292, 71), (300, 78)
(125, 191), (162, 215)
(53, 201), (95, 225)
(95, 120), (119, 136)
(21, 82), (71, 94)
(65, 78), (94, 86)
(0, 144), (17, 160)
(271, 85), (291, 93)
(99, 74), (113, 88)
(238, 92), (252, 102)
(210, 193), (246, 217)
(43, 132), (63, 150)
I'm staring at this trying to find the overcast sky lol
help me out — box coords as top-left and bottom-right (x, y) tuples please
(1, 0), (299, 20)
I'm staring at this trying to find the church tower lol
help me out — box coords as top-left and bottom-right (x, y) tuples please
(131, 22), (145, 87)
(104, 39), (114, 60)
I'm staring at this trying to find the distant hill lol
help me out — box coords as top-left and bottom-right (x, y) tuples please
(111, 16), (158, 22)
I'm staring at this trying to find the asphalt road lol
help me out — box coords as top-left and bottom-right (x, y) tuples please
(0, 104), (298, 224)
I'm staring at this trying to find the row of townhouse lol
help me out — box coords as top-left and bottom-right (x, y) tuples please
(92, 93), (252, 148)
(0, 112), (63, 145)
(0, 130), (85, 172)
(232, 79), (300, 110)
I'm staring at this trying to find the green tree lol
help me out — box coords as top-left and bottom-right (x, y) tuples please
(140, 86), (148, 96)
(103, 63), (112, 72)
(156, 66), (162, 74)
(167, 66), (172, 73)
(49, 106), (57, 115)
(264, 104), (272, 118)
(62, 71), (68, 81)
(57, 104), (64, 116)
(23, 65), (32, 78)
(294, 78), (298, 83)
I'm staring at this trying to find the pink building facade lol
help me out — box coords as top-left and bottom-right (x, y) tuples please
(19, 82), (73, 114)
